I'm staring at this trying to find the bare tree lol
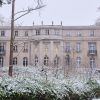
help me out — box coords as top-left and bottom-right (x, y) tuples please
(8, 0), (45, 76)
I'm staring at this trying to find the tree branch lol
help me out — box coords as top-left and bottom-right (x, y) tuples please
(14, 5), (45, 21)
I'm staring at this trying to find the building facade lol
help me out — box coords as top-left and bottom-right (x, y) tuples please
(0, 25), (100, 73)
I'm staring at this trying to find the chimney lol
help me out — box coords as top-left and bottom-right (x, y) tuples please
(41, 21), (43, 25)
(33, 21), (34, 26)
(61, 21), (62, 26)
(52, 21), (54, 25)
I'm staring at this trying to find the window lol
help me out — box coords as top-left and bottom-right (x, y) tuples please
(0, 43), (5, 53)
(44, 55), (49, 66)
(15, 31), (18, 36)
(23, 57), (28, 66)
(13, 57), (17, 65)
(1, 31), (5, 36)
(44, 44), (48, 54)
(65, 55), (70, 65)
(65, 42), (71, 53)
(13, 45), (18, 52)
(90, 57), (96, 68)
(45, 29), (49, 35)
(54, 55), (59, 66)
(35, 55), (38, 66)
(23, 42), (28, 52)
(0, 57), (3, 67)
(76, 42), (81, 52)
(25, 31), (28, 36)
(76, 57), (81, 67)
(77, 32), (81, 37)
(55, 30), (59, 35)
(89, 30), (94, 37)
(36, 29), (40, 35)
(66, 32), (71, 37)
(88, 42), (96, 54)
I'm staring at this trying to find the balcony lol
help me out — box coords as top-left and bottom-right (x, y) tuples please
(87, 50), (97, 56)
(0, 50), (6, 56)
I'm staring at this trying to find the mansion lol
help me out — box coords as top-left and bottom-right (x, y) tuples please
(0, 23), (100, 73)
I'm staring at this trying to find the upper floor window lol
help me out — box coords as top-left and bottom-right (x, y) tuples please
(77, 32), (81, 37)
(13, 45), (18, 52)
(88, 42), (96, 51)
(15, 31), (18, 37)
(65, 42), (71, 53)
(45, 29), (49, 35)
(89, 30), (94, 37)
(13, 57), (17, 65)
(23, 42), (28, 52)
(66, 32), (71, 37)
(44, 44), (49, 54)
(76, 42), (81, 53)
(25, 31), (28, 36)
(1, 31), (5, 36)
(0, 43), (5, 53)
(23, 57), (28, 66)
(88, 42), (96, 55)
(36, 29), (40, 35)
(76, 57), (81, 67)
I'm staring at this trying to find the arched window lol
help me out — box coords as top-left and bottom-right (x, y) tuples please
(23, 57), (28, 66)
(54, 55), (59, 66)
(0, 57), (3, 67)
(90, 57), (96, 68)
(44, 55), (49, 66)
(13, 57), (17, 65)
(76, 57), (81, 67)
(65, 55), (70, 65)
(35, 55), (38, 66)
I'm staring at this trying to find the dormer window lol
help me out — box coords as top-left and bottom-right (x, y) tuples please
(77, 32), (81, 37)
(1, 31), (5, 36)
(15, 31), (18, 36)
(89, 30), (94, 37)
(45, 29), (49, 35)
(25, 31), (28, 36)
(66, 32), (71, 37)
(36, 29), (40, 35)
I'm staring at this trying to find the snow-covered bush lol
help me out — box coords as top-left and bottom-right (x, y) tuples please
(0, 66), (99, 100)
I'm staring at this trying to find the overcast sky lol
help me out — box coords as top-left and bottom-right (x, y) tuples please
(0, 0), (100, 26)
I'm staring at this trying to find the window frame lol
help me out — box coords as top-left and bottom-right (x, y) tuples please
(1, 31), (5, 36)
(23, 57), (28, 66)
(0, 57), (3, 67)
(44, 55), (49, 66)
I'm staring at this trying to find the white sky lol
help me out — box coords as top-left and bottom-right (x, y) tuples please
(0, 0), (100, 26)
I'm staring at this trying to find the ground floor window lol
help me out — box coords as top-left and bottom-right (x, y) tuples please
(23, 57), (28, 66)
(90, 57), (96, 68)
(65, 55), (70, 66)
(54, 55), (59, 66)
(76, 57), (81, 67)
(0, 57), (3, 67)
(35, 55), (38, 66)
(44, 55), (49, 66)
(13, 57), (17, 65)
